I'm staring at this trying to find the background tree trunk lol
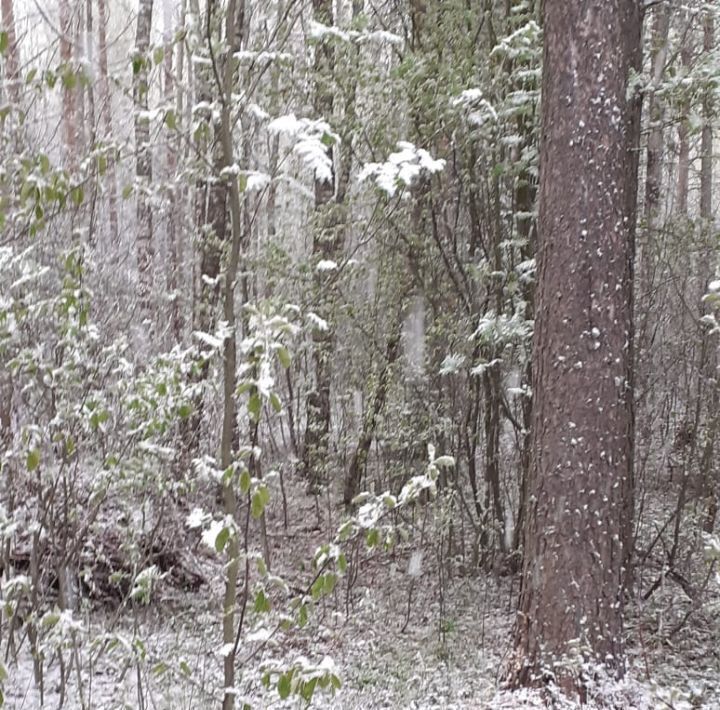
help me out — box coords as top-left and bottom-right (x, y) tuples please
(59, 0), (77, 168)
(134, 0), (155, 315)
(97, 0), (119, 244)
(302, 0), (338, 490)
(1, 0), (20, 105)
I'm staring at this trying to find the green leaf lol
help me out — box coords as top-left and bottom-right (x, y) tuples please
(300, 678), (317, 703)
(311, 576), (324, 601)
(324, 573), (337, 595)
(277, 672), (292, 700)
(277, 346), (291, 369)
(221, 465), (235, 486)
(26, 449), (40, 472)
(238, 174), (248, 192)
(41, 612), (60, 628)
(25, 67), (37, 84)
(122, 184), (133, 199)
(320, 132), (336, 147)
(64, 436), (75, 458)
(0, 31), (8, 55)
(337, 553), (347, 574)
(132, 56), (144, 75)
(256, 557), (268, 577)
(61, 68), (77, 90)
(248, 392), (262, 422)
(153, 47), (164, 66)
(179, 660), (191, 676)
(177, 403), (192, 419)
(251, 486), (269, 519)
(269, 392), (282, 413)
(70, 186), (84, 206)
(254, 589), (270, 613)
(164, 109), (177, 130)
(298, 603), (308, 627)
(366, 528), (380, 548)
(239, 468), (251, 494)
(215, 526), (230, 553)
(153, 662), (168, 676)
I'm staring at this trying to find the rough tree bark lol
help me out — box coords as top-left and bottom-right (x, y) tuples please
(133, 0), (154, 313)
(508, 0), (642, 698)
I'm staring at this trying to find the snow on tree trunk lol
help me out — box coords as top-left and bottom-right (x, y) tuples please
(508, 0), (642, 698)
(302, 0), (338, 490)
(134, 0), (155, 315)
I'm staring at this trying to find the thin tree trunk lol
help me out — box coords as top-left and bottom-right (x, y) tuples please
(1, 0), (21, 105)
(508, 0), (642, 696)
(163, 0), (182, 343)
(97, 0), (119, 243)
(181, 0), (229, 466)
(85, 0), (96, 143)
(343, 313), (403, 505)
(698, 10), (717, 532)
(74, 4), (86, 154)
(643, 4), (670, 228)
(59, 0), (77, 168)
(217, 3), (246, 705)
(302, 0), (338, 490)
(134, 0), (155, 314)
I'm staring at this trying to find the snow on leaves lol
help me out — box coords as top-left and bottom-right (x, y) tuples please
(308, 20), (403, 47)
(359, 141), (446, 197)
(268, 114), (339, 184)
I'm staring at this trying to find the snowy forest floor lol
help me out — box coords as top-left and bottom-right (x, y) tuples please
(5, 475), (720, 710)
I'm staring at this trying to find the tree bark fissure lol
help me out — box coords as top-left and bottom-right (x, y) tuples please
(509, 0), (642, 695)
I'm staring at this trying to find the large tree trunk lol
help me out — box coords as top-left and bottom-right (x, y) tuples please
(508, 0), (642, 698)
(134, 0), (154, 314)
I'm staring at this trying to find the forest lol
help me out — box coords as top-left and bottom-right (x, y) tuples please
(0, 0), (719, 708)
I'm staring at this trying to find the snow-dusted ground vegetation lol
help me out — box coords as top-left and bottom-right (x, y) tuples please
(2, 0), (720, 708)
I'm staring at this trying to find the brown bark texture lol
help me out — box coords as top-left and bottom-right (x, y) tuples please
(134, 0), (154, 312)
(509, 0), (642, 695)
